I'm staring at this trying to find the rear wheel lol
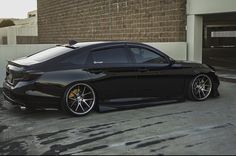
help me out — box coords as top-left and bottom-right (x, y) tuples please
(188, 74), (213, 101)
(62, 83), (96, 116)
(24, 105), (36, 112)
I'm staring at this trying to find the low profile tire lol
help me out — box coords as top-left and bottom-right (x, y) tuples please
(61, 83), (96, 116)
(188, 74), (213, 101)
(24, 105), (36, 112)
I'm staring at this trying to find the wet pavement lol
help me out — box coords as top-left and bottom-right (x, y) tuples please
(0, 82), (236, 155)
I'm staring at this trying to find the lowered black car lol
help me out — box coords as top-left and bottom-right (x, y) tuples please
(3, 41), (220, 116)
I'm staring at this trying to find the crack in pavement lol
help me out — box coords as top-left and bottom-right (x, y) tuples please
(42, 121), (166, 155)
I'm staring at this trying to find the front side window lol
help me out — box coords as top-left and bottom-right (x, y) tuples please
(129, 47), (167, 64)
(92, 47), (129, 64)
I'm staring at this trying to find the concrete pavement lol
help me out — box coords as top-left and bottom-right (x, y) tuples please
(0, 82), (236, 155)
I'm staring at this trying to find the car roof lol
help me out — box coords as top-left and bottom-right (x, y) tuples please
(71, 41), (143, 48)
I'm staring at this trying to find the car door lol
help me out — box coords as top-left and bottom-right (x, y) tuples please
(86, 45), (139, 104)
(127, 45), (185, 100)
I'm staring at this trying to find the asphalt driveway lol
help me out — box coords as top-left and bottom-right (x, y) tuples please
(0, 81), (236, 155)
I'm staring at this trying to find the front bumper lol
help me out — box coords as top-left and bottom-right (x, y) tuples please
(211, 73), (220, 97)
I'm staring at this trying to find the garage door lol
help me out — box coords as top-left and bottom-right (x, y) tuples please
(203, 13), (236, 70)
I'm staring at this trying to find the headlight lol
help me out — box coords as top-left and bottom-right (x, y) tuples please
(207, 64), (216, 72)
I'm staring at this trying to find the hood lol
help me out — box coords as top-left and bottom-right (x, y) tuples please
(174, 60), (213, 70)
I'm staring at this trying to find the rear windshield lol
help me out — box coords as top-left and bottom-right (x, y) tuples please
(27, 46), (73, 62)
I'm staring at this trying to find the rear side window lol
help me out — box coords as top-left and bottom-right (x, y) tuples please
(92, 47), (129, 64)
(60, 51), (88, 65)
(27, 47), (73, 62)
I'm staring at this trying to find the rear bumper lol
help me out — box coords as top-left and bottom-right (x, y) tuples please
(2, 81), (61, 108)
(3, 89), (26, 106)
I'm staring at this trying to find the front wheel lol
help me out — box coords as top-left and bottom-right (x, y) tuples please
(62, 83), (96, 116)
(188, 74), (213, 101)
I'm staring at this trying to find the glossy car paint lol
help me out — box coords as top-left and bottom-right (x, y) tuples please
(2, 42), (220, 111)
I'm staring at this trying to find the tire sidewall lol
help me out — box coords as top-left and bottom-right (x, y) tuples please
(188, 74), (213, 101)
(61, 82), (96, 116)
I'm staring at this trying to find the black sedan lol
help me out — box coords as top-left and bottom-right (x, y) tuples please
(3, 41), (220, 116)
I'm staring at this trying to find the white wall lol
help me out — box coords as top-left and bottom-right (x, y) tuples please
(187, 15), (203, 63)
(0, 44), (56, 87)
(0, 27), (8, 44)
(14, 17), (37, 26)
(187, 0), (236, 15)
(0, 24), (38, 45)
(15, 25), (38, 36)
(146, 42), (187, 60)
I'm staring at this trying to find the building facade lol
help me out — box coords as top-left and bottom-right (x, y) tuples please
(37, 0), (236, 69)
(187, 0), (236, 68)
(0, 10), (38, 45)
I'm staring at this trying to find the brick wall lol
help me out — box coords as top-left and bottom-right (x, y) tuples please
(38, 0), (186, 44)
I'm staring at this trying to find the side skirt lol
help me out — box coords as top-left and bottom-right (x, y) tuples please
(98, 98), (184, 113)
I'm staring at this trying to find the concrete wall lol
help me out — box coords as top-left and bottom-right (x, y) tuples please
(0, 44), (56, 87)
(0, 12), (38, 45)
(0, 25), (38, 45)
(14, 17), (37, 26)
(0, 27), (8, 44)
(187, 0), (236, 15)
(187, 15), (203, 63)
(0, 42), (187, 87)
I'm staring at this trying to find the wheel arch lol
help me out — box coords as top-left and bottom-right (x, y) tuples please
(186, 71), (218, 100)
(184, 71), (217, 98)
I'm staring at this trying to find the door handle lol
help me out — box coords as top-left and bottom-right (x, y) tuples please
(89, 70), (103, 74)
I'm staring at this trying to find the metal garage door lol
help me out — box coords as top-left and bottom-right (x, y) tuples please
(203, 13), (236, 70)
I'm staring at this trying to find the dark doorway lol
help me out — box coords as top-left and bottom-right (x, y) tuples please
(203, 13), (236, 70)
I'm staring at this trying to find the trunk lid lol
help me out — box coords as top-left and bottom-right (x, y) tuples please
(11, 57), (40, 66)
(6, 61), (41, 86)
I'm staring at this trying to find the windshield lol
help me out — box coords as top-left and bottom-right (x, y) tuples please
(26, 46), (73, 62)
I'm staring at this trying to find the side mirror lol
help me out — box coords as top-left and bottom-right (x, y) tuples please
(171, 60), (176, 65)
(169, 57), (175, 66)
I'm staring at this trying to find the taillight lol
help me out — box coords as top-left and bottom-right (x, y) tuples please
(16, 72), (43, 81)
